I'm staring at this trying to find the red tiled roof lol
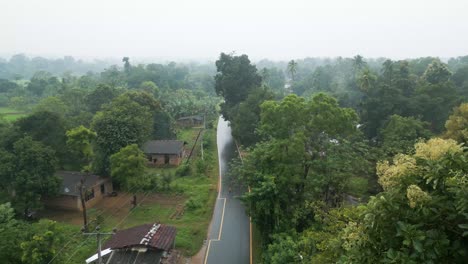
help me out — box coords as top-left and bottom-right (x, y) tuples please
(103, 223), (176, 251)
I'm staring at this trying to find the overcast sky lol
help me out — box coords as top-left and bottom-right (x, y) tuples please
(1, 0), (468, 61)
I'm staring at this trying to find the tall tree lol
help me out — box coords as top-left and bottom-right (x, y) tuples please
(7, 137), (60, 216)
(91, 95), (152, 175)
(110, 144), (147, 189)
(287, 60), (298, 82)
(231, 86), (274, 146)
(20, 220), (65, 264)
(122, 57), (131, 74)
(339, 138), (468, 263)
(214, 53), (262, 121)
(85, 84), (120, 113)
(422, 60), (452, 84)
(379, 115), (432, 156)
(15, 111), (67, 164)
(240, 93), (359, 240)
(352, 55), (366, 71)
(444, 103), (468, 144)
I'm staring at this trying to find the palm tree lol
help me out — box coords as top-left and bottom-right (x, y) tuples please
(352, 55), (366, 71)
(357, 68), (376, 92)
(287, 60), (298, 82)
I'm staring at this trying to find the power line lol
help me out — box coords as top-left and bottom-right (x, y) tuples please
(83, 226), (115, 264)
(113, 184), (160, 230)
(63, 236), (93, 264)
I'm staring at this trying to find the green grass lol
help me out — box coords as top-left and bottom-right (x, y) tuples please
(0, 107), (27, 122)
(57, 124), (219, 263)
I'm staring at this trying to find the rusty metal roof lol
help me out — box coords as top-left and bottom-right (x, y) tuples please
(103, 223), (176, 251)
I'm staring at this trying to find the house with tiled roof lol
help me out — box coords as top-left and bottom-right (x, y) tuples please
(142, 140), (185, 166)
(86, 223), (177, 264)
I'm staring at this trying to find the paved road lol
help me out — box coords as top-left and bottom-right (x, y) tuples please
(205, 118), (250, 264)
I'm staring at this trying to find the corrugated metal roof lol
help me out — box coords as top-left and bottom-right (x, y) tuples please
(103, 223), (176, 251)
(142, 140), (184, 155)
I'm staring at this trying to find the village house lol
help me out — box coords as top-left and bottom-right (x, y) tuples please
(86, 223), (177, 264)
(143, 140), (185, 166)
(43, 171), (113, 211)
(176, 115), (203, 127)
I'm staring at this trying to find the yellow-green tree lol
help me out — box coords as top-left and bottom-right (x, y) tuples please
(445, 103), (468, 144)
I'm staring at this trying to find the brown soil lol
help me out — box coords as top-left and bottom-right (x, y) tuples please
(40, 192), (187, 226)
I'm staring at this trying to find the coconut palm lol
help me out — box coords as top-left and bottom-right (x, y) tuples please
(287, 60), (298, 82)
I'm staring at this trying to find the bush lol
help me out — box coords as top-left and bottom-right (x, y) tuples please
(175, 163), (191, 177)
(195, 159), (208, 174)
(185, 198), (201, 211)
(161, 172), (173, 190)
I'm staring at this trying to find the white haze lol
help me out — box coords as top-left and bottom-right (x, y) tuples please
(1, 0), (468, 61)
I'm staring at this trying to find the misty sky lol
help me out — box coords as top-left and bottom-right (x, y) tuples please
(2, 0), (468, 60)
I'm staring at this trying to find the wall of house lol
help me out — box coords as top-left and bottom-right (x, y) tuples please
(81, 180), (114, 210)
(147, 154), (182, 166)
(45, 179), (114, 211)
(44, 195), (80, 211)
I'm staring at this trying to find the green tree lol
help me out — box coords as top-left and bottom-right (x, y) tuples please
(85, 84), (120, 113)
(122, 57), (131, 74)
(20, 220), (65, 264)
(33, 96), (69, 117)
(352, 55), (366, 71)
(0, 203), (27, 263)
(110, 144), (147, 189)
(66, 125), (97, 170)
(444, 103), (468, 144)
(263, 233), (301, 264)
(422, 60), (452, 84)
(139, 81), (160, 98)
(239, 94), (359, 240)
(287, 60), (298, 82)
(214, 53), (262, 121)
(92, 95), (152, 175)
(379, 115), (431, 156)
(8, 137), (60, 215)
(15, 111), (67, 161)
(357, 68), (377, 92)
(231, 86), (274, 146)
(340, 138), (468, 263)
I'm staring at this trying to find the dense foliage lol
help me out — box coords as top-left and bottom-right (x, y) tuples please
(215, 53), (468, 263)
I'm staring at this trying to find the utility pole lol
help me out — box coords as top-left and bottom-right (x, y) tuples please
(131, 194), (137, 209)
(79, 178), (88, 232)
(201, 112), (206, 160)
(83, 226), (115, 264)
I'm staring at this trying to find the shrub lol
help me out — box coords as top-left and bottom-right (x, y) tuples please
(185, 198), (201, 211)
(175, 163), (191, 177)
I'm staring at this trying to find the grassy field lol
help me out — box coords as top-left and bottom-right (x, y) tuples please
(0, 107), (27, 121)
(44, 125), (219, 263)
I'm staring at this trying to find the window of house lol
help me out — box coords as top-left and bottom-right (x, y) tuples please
(85, 188), (95, 201)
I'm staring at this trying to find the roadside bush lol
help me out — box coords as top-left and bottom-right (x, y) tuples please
(185, 198), (201, 211)
(195, 159), (208, 174)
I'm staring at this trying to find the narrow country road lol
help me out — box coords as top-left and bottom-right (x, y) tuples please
(204, 117), (250, 264)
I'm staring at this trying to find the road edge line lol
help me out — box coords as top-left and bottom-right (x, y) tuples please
(235, 140), (252, 264)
